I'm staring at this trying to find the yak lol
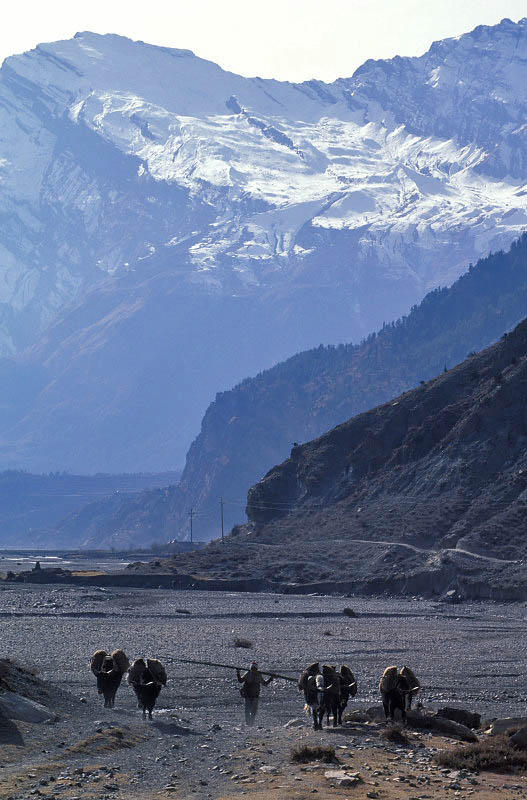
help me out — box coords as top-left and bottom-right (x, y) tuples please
(300, 663), (353, 730)
(379, 665), (416, 725)
(128, 658), (167, 719)
(335, 664), (357, 725)
(304, 673), (327, 730)
(321, 665), (341, 728)
(90, 649), (129, 708)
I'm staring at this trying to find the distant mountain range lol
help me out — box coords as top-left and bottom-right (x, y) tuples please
(53, 234), (527, 546)
(1, 19), (527, 472)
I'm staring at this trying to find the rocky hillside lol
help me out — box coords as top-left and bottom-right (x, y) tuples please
(66, 234), (527, 544)
(1, 20), (527, 471)
(136, 318), (527, 600)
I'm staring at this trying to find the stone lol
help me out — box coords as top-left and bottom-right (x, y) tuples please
(487, 717), (527, 735)
(407, 711), (478, 742)
(0, 691), (57, 723)
(436, 708), (481, 729)
(509, 726), (527, 749)
(324, 770), (362, 787)
(439, 589), (463, 604)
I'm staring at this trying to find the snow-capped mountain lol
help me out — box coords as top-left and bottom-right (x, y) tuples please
(1, 18), (527, 472)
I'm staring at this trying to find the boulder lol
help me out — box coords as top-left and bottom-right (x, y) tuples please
(439, 589), (463, 604)
(407, 711), (478, 742)
(510, 726), (527, 749)
(436, 707), (481, 729)
(487, 717), (527, 736)
(324, 770), (362, 787)
(0, 691), (57, 723)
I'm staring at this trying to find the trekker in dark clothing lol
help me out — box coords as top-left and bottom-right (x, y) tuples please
(236, 661), (273, 725)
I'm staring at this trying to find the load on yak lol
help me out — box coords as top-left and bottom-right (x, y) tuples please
(379, 665), (420, 724)
(90, 649), (129, 708)
(128, 657), (167, 719)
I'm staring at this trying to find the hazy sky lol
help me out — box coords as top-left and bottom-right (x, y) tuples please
(2, 0), (526, 81)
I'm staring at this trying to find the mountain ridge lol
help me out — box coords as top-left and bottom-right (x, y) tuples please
(2, 20), (527, 470)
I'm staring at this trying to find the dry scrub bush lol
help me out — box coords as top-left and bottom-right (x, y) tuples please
(67, 727), (145, 755)
(291, 744), (337, 764)
(436, 734), (527, 773)
(380, 725), (410, 745)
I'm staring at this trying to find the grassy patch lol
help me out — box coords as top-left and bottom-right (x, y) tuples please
(71, 570), (105, 577)
(0, 760), (62, 800)
(380, 725), (410, 745)
(290, 744), (337, 764)
(436, 734), (527, 773)
(67, 727), (146, 755)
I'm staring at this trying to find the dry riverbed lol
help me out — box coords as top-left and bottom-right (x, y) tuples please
(1, 585), (527, 799)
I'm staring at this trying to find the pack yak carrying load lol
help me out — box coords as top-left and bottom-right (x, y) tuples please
(379, 665), (420, 724)
(128, 657), (167, 719)
(90, 649), (129, 708)
(299, 662), (357, 729)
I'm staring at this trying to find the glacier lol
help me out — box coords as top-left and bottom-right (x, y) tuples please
(0, 18), (527, 471)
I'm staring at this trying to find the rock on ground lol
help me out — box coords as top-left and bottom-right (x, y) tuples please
(0, 690), (57, 723)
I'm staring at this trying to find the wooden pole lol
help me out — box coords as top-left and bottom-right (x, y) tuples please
(177, 657), (297, 682)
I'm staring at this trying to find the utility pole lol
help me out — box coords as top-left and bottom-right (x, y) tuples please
(220, 497), (224, 541)
(189, 508), (193, 545)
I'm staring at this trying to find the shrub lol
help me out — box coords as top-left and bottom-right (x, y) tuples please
(380, 726), (410, 745)
(291, 744), (337, 764)
(343, 607), (356, 617)
(436, 734), (527, 773)
(233, 637), (253, 649)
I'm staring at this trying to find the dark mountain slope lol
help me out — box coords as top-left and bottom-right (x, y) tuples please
(138, 319), (527, 599)
(82, 234), (527, 543)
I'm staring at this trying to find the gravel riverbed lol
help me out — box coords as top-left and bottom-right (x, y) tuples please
(1, 585), (527, 799)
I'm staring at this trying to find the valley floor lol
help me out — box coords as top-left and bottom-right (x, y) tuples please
(1, 587), (527, 799)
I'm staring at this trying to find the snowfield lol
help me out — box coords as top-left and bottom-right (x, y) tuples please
(1, 20), (527, 354)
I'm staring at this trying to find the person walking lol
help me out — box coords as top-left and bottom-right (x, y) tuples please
(236, 661), (273, 725)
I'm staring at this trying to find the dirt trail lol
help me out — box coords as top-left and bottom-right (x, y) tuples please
(346, 538), (518, 564)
